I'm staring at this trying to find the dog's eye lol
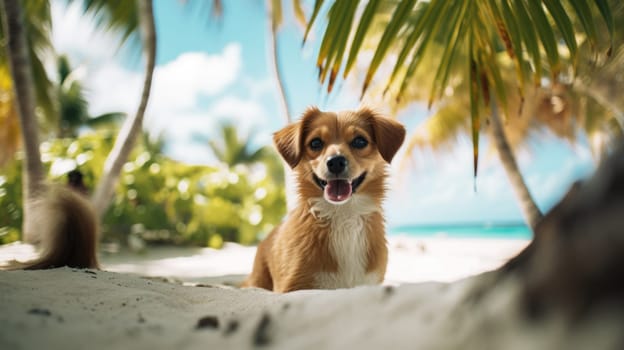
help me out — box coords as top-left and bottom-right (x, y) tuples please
(309, 138), (324, 151)
(350, 136), (368, 149)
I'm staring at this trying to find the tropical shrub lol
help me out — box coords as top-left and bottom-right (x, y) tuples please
(0, 131), (286, 247)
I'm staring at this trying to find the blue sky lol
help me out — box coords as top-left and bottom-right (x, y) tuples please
(50, 1), (596, 226)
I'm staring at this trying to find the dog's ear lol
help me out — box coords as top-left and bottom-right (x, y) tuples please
(273, 122), (301, 168)
(363, 109), (406, 163)
(273, 106), (321, 168)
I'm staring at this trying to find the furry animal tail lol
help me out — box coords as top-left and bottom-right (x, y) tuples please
(3, 186), (99, 270)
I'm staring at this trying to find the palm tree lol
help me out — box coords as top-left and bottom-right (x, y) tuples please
(204, 123), (285, 188)
(395, 57), (586, 230)
(1, 0), (155, 237)
(56, 54), (125, 138)
(265, 0), (306, 210)
(0, 0), (156, 240)
(306, 0), (613, 232)
(206, 123), (274, 168)
(397, 2), (623, 225)
(0, 0), (48, 243)
(87, 0), (157, 217)
(0, 0), (57, 130)
(89, 0), (306, 216)
(266, 0), (307, 124)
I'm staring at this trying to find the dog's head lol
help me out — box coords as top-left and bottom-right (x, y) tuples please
(274, 107), (406, 205)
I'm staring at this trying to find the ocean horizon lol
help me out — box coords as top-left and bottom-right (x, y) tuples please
(388, 223), (532, 240)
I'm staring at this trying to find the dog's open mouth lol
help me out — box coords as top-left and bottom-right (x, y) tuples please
(313, 172), (366, 203)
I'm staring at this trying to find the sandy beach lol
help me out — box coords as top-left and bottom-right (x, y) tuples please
(1, 236), (622, 350)
(0, 236), (523, 349)
(0, 236), (529, 284)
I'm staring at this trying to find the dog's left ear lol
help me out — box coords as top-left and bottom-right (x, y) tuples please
(364, 110), (406, 163)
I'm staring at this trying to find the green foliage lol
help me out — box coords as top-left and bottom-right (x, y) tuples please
(307, 0), (613, 177)
(56, 54), (126, 138)
(0, 0), (56, 133)
(0, 131), (286, 247)
(74, 0), (140, 49)
(207, 123), (272, 167)
(0, 160), (22, 245)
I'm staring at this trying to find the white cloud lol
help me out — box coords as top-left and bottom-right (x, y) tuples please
(149, 45), (242, 112)
(84, 44), (243, 125)
(242, 76), (274, 100)
(142, 45), (245, 147)
(165, 142), (216, 165)
(51, 0), (244, 127)
(153, 95), (272, 164)
(210, 96), (266, 124)
(86, 63), (143, 116)
(50, 1), (254, 166)
(207, 97), (272, 145)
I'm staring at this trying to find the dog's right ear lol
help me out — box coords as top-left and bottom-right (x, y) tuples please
(273, 122), (301, 169)
(273, 107), (321, 169)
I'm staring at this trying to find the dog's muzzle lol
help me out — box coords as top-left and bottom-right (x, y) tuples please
(313, 172), (366, 204)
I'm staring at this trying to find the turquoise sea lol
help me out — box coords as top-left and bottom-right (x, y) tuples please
(388, 223), (532, 240)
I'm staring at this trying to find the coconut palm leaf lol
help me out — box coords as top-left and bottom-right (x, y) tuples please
(306, 0), (613, 177)
(206, 123), (274, 168)
(56, 55), (125, 138)
(292, 0), (307, 28)
(303, 0), (324, 43)
(87, 112), (126, 128)
(75, 0), (140, 48)
(182, 0), (223, 20)
(58, 78), (89, 137)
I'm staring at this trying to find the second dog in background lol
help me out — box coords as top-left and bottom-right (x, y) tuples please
(243, 107), (405, 292)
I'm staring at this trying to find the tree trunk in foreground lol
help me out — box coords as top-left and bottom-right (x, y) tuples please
(91, 0), (157, 218)
(1, 0), (47, 243)
(497, 142), (624, 318)
(489, 98), (543, 232)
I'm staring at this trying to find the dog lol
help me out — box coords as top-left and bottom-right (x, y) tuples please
(243, 107), (405, 292)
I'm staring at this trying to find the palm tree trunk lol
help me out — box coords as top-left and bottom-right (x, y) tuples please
(266, 1), (291, 125)
(91, 0), (157, 217)
(489, 98), (543, 232)
(266, 1), (296, 210)
(1, 0), (47, 243)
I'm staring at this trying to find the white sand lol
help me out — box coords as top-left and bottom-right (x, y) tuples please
(1, 237), (621, 349)
(0, 236), (529, 285)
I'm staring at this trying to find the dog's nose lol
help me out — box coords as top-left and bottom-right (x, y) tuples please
(326, 155), (347, 175)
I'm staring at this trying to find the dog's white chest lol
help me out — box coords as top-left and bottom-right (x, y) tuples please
(310, 195), (381, 289)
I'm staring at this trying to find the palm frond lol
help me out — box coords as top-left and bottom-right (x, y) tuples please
(87, 112), (126, 127)
(307, 0), (613, 177)
(292, 0), (307, 28)
(74, 0), (140, 49)
(269, 0), (283, 32)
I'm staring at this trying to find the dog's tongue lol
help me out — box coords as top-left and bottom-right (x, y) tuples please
(325, 179), (352, 202)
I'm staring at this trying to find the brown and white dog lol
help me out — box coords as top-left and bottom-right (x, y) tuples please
(243, 107), (405, 292)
